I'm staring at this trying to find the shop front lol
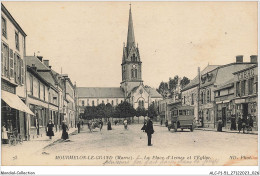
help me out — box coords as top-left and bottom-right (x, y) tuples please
(1, 90), (34, 143)
(215, 100), (235, 130)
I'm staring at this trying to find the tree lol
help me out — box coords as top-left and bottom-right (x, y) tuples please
(136, 107), (146, 117)
(147, 103), (158, 119)
(156, 81), (169, 98)
(113, 101), (136, 119)
(96, 104), (106, 119)
(180, 76), (190, 89)
(84, 106), (96, 120)
(105, 103), (114, 119)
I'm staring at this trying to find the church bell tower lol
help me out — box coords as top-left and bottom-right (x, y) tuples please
(120, 5), (143, 96)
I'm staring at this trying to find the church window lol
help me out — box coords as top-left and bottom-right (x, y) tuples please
(116, 99), (118, 105)
(107, 99), (109, 103)
(111, 100), (114, 106)
(82, 100), (84, 106)
(121, 100), (123, 103)
(97, 99), (99, 105)
(135, 69), (137, 78)
(92, 101), (94, 106)
(102, 100), (104, 104)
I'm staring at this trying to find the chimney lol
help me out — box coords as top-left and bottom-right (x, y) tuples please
(236, 55), (243, 63)
(37, 56), (43, 62)
(43, 60), (49, 67)
(250, 55), (258, 63)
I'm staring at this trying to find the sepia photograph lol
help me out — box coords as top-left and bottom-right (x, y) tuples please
(0, 0), (259, 173)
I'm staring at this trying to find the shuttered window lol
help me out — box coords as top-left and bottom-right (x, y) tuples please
(21, 59), (24, 84)
(14, 53), (17, 83)
(10, 49), (14, 78)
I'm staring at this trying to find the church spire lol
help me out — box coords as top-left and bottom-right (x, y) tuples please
(126, 4), (135, 51)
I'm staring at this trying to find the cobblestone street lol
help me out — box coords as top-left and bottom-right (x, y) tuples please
(2, 124), (257, 166)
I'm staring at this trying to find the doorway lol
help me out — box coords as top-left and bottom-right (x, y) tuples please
(222, 107), (226, 127)
(242, 103), (248, 120)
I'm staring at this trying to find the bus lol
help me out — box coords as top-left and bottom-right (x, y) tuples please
(168, 105), (195, 132)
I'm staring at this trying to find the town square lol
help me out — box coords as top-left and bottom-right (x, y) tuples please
(0, 1), (258, 169)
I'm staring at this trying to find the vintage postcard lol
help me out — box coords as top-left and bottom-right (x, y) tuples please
(0, 1), (258, 169)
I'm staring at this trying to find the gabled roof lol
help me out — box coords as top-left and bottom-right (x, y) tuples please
(25, 56), (50, 71)
(214, 78), (234, 92)
(77, 87), (125, 98)
(38, 71), (56, 87)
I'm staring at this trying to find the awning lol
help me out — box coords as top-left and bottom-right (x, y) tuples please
(222, 100), (230, 103)
(1, 90), (35, 115)
(216, 101), (223, 104)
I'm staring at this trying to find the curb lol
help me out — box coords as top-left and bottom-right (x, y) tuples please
(195, 128), (258, 135)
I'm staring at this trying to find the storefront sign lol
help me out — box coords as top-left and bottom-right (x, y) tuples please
(234, 99), (245, 104)
(237, 68), (254, 80)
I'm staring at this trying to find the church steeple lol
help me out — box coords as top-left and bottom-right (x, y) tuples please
(126, 4), (135, 51)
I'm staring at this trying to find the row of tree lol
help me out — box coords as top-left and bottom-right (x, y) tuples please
(82, 101), (158, 120)
(157, 75), (190, 98)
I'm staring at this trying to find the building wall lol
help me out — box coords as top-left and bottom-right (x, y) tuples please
(182, 86), (199, 122)
(78, 97), (124, 107)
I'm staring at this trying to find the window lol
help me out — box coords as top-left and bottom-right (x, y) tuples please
(102, 100), (104, 104)
(43, 85), (46, 101)
(2, 17), (7, 38)
(116, 99), (118, 105)
(191, 93), (194, 105)
(111, 100), (114, 106)
(183, 96), (186, 104)
(201, 92), (204, 104)
(29, 74), (33, 95)
(207, 90), (210, 103)
(97, 99), (99, 105)
(15, 32), (19, 51)
(236, 82), (240, 97)
(248, 78), (254, 95)
(9, 49), (14, 78)
(2, 43), (9, 78)
(30, 105), (36, 127)
(241, 80), (246, 96)
(121, 100), (123, 103)
(21, 59), (24, 84)
(38, 81), (41, 98)
(82, 100), (85, 106)
(92, 101), (94, 106)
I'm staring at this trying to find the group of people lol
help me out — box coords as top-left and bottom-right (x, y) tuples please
(46, 120), (70, 140)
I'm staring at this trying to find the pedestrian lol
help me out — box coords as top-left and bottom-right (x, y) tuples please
(145, 117), (154, 146)
(217, 118), (222, 132)
(61, 120), (69, 140)
(46, 120), (54, 139)
(165, 120), (168, 127)
(123, 119), (128, 130)
(160, 119), (163, 126)
(77, 121), (81, 133)
(81, 120), (84, 127)
(230, 114), (236, 130)
(99, 119), (103, 131)
(237, 116), (242, 133)
(107, 120), (112, 130)
(1, 123), (8, 144)
(242, 117), (247, 134)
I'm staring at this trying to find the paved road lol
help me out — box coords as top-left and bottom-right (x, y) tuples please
(2, 124), (258, 166)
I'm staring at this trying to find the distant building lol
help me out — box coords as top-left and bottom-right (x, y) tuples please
(77, 6), (162, 117)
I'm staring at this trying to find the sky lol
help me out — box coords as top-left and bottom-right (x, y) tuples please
(3, 1), (258, 88)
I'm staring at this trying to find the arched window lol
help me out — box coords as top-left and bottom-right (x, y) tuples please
(131, 69), (134, 78)
(82, 100), (84, 106)
(135, 69), (137, 78)
(201, 92), (204, 104)
(92, 100), (94, 106)
(112, 100), (114, 106)
(141, 100), (144, 108)
(191, 93), (194, 105)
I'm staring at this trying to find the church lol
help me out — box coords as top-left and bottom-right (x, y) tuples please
(77, 6), (162, 114)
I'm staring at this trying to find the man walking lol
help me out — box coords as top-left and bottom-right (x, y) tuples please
(77, 121), (81, 133)
(145, 117), (154, 146)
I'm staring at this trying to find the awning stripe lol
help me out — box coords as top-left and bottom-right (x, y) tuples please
(1, 90), (35, 116)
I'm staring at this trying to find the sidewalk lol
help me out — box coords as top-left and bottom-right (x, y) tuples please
(195, 127), (258, 135)
(1, 127), (78, 165)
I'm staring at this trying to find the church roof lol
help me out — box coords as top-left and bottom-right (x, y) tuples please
(145, 87), (163, 98)
(77, 87), (125, 98)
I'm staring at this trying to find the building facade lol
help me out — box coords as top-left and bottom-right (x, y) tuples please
(1, 3), (34, 141)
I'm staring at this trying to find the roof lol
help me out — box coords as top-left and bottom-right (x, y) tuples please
(214, 77), (234, 91)
(145, 87), (163, 98)
(182, 65), (220, 91)
(25, 56), (50, 71)
(38, 71), (56, 87)
(77, 87), (125, 98)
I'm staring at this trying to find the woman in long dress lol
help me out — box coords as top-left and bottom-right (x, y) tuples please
(1, 123), (8, 144)
(46, 120), (54, 139)
(61, 121), (69, 140)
